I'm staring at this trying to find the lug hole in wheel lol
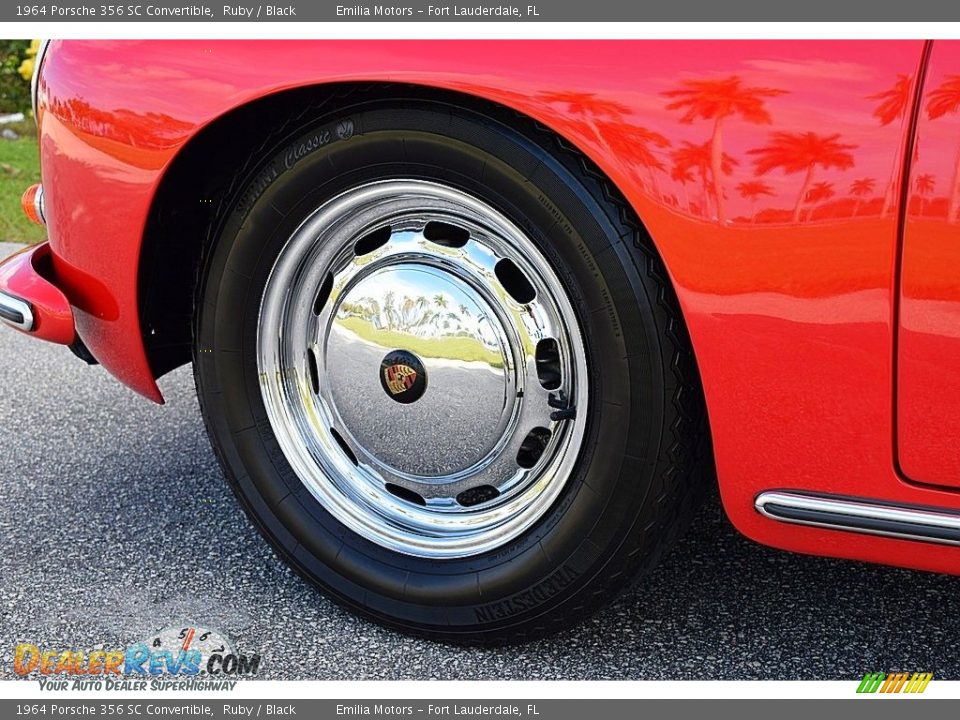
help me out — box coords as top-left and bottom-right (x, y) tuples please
(424, 221), (470, 248)
(306, 348), (320, 395)
(330, 427), (358, 466)
(456, 485), (501, 507)
(385, 483), (427, 506)
(353, 226), (392, 256)
(535, 338), (562, 390)
(517, 427), (552, 469)
(495, 258), (536, 304)
(313, 273), (333, 315)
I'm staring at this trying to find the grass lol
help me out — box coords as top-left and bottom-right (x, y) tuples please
(0, 135), (45, 245)
(337, 315), (505, 368)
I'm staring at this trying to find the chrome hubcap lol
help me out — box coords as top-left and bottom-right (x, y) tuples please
(257, 180), (588, 558)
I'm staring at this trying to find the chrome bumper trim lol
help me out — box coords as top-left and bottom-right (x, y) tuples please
(755, 490), (960, 546)
(0, 290), (34, 332)
(34, 185), (46, 225)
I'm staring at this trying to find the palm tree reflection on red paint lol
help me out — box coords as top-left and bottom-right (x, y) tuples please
(539, 91), (631, 157)
(925, 75), (960, 222)
(849, 177), (876, 217)
(914, 173), (936, 216)
(868, 74), (914, 217)
(803, 181), (835, 220)
(805, 181), (835, 202)
(670, 163), (696, 212)
(735, 180), (775, 222)
(670, 140), (738, 220)
(600, 122), (671, 196)
(748, 131), (857, 223)
(661, 76), (786, 223)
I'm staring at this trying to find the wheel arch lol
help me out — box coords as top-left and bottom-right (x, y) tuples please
(138, 82), (705, 416)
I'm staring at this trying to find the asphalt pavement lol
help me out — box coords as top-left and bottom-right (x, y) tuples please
(1, 240), (958, 681)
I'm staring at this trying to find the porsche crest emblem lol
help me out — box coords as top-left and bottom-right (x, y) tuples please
(384, 363), (418, 395)
(379, 350), (427, 404)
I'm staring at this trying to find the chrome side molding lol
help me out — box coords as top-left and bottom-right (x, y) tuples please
(0, 290), (34, 332)
(755, 490), (960, 546)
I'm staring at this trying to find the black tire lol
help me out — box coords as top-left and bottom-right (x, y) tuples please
(193, 90), (709, 643)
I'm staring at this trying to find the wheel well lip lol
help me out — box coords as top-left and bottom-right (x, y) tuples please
(139, 77), (688, 396)
(145, 74), (647, 214)
(137, 78), (668, 352)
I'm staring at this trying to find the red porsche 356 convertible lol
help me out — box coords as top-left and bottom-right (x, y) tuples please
(3, 39), (959, 640)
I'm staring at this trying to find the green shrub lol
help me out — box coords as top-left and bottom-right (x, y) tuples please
(0, 40), (34, 116)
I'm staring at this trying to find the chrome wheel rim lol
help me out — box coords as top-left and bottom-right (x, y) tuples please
(257, 180), (588, 559)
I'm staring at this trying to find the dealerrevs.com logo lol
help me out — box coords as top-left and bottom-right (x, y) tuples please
(13, 626), (261, 691)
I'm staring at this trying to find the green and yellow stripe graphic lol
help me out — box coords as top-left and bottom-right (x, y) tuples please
(857, 672), (932, 694)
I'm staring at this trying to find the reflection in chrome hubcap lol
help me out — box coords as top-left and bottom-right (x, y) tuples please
(257, 180), (588, 558)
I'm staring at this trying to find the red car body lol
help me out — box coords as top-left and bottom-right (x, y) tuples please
(6, 39), (960, 575)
